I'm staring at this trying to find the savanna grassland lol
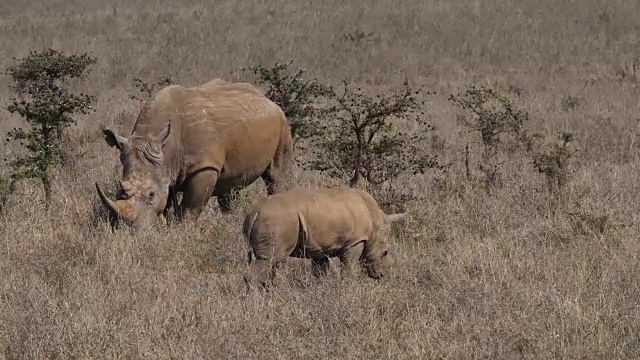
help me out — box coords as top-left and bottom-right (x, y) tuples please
(1, 0), (640, 358)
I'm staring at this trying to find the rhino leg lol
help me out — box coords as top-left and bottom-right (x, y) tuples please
(339, 242), (366, 278)
(260, 166), (280, 196)
(163, 187), (179, 226)
(178, 169), (218, 223)
(244, 258), (278, 292)
(261, 126), (293, 195)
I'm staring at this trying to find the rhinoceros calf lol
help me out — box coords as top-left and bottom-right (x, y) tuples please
(96, 79), (293, 229)
(242, 187), (408, 291)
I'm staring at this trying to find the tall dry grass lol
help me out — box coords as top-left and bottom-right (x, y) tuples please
(1, 0), (640, 358)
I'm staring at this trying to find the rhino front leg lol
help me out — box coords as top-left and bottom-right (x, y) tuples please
(178, 169), (218, 224)
(339, 242), (366, 278)
(163, 187), (179, 226)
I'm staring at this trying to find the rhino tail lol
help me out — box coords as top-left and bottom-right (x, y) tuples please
(296, 211), (309, 246)
(242, 210), (260, 264)
(242, 210), (260, 240)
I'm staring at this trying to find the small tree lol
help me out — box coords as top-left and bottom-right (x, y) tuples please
(305, 78), (440, 207)
(130, 74), (175, 103)
(243, 61), (328, 147)
(4, 48), (96, 208)
(449, 84), (530, 190)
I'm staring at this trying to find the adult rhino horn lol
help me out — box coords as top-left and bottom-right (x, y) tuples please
(95, 182), (136, 222)
(96, 182), (119, 214)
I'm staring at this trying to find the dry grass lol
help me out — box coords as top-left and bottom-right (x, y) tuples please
(1, 0), (640, 358)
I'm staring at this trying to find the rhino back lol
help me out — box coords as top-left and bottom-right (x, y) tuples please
(132, 80), (286, 183)
(130, 84), (186, 138)
(260, 188), (374, 257)
(351, 188), (389, 226)
(181, 81), (285, 179)
(305, 190), (373, 250)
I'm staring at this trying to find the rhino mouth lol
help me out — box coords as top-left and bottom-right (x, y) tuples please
(364, 264), (384, 279)
(95, 182), (138, 224)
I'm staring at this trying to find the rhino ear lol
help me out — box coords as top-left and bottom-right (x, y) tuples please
(297, 211), (309, 243)
(103, 129), (128, 151)
(153, 120), (171, 148)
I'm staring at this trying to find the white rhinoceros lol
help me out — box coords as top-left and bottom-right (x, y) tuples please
(241, 186), (408, 291)
(96, 78), (293, 228)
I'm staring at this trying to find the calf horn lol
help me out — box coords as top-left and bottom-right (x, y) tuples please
(386, 212), (408, 223)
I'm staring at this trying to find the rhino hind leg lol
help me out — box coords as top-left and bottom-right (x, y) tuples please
(244, 258), (277, 292)
(260, 167), (280, 196)
(261, 125), (293, 195)
(178, 169), (218, 223)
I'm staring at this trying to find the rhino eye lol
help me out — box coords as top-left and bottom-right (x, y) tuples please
(148, 191), (155, 200)
(382, 250), (389, 257)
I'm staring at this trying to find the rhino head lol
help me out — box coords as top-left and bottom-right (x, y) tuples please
(361, 212), (408, 279)
(95, 121), (172, 229)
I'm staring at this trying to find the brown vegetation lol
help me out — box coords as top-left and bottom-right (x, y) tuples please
(1, 0), (640, 358)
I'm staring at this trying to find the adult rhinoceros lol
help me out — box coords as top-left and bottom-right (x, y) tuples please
(241, 186), (408, 291)
(95, 78), (293, 228)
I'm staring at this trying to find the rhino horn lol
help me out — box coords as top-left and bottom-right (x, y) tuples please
(386, 212), (408, 223)
(95, 182), (136, 222)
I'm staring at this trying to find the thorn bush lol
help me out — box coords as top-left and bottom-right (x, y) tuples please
(243, 61), (329, 148)
(130, 75), (175, 103)
(304, 77), (443, 207)
(449, 84), (530, 191)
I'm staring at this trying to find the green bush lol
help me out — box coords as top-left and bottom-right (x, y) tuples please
(4, 48), (96, 208)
